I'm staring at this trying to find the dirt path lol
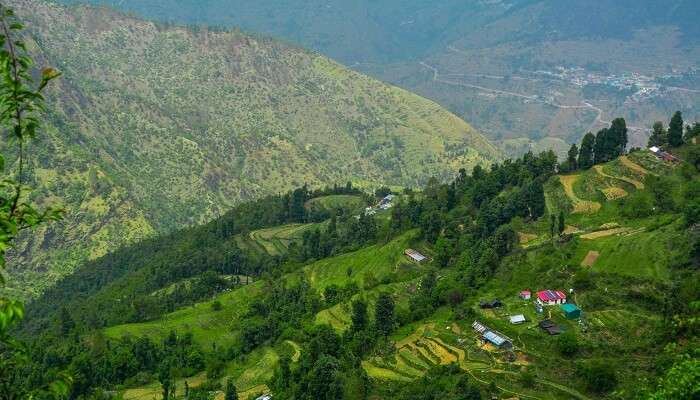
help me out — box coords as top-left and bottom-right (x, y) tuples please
(593, 165), (644, 189)
(559, 175), (601, 213)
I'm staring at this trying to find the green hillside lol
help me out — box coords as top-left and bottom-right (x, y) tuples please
(5, 0), (497, 298)
(18, 135), (698, 399)
(55, 0), (700, 156)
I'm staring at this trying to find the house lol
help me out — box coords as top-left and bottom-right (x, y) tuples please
(536, 290), (567, 306)
(483, 331), (513, 349)
(472, 320), (513, 349)
(509, 314), (526, 324)
(538, 319), (563, 335)
(479, 299), (503, 309)
(519, 290), (531, 300)
(659, 151), (680, 163)
(561, 303), (582, 319)
(256, 395), (272, 400)
(404, 249), (427, 262)
(649, 146), (660, 154)
(472, 320), (488, 334)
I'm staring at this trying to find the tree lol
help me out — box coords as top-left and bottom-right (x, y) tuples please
(307, 355), (344, 400)
(648, 121), (667, 147)
(0, 7), (66, 399)
(556, 331), (579, 356)
(159, 364), (173, 400)
(567, 144), (579, 171)
(550, 214), (556, 238)
(685, 122), (700, 143)
(648, 355), (700, 400)
(668, 111), (684, 147)
(225, 378), (239, 400)
(525, 179), (546, 219)
(609, 117), (628, 155)
(375, 293), (395, 336)
(578, 132), (595, 169)
(350, 300), (368, 333)
(557, 211), (565, 236)
(434, 236), (452, 267)
(578, 360), (617, 394)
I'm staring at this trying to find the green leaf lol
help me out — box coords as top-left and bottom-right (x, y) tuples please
(39, 67), (61, 91)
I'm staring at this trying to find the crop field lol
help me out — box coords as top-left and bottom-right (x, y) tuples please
(236, 222), (323, 257)
(304, 231), (419, 291)
(105, 281), (264, 349)
(304, 194), (366, 214)
(559, 175), (601, 214)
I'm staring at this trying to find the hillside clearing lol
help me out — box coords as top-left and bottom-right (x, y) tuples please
(559, 175), (601, 213)
(581, 250), (600, 267)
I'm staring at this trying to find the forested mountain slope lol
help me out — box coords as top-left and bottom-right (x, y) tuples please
(60, 0), (700, 156)
(5, 0), (497, 298)
(20, 142), (700, 399)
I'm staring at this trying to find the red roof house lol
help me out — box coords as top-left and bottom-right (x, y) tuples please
(536, 290), (567, 305)
(519, 290), (531, 300)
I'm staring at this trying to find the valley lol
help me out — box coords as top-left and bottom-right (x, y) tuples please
(1, 2), (699, 400)
(4, 0), (497, 298)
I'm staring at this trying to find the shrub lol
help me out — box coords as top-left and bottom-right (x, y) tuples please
(578, 360), (617, 393)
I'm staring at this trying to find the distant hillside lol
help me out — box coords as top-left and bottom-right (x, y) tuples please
(5, 0), (497, 297)
(59, 0), (700, 156)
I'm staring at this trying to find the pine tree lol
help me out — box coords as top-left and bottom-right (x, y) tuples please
(594, 128), (610, 164)
(648, 121), (667, 147)
(558, 211), (566, 236)
(578, 132), (595, 169)
(350, 300), (368, 333)
(610, 118), (628, 155)
(374, 293), (395, 336)
(567, 144), (579, 171)
(225, 379), (239, 400)
(668, 111), (684, 147)
(550, 214), (556, 238)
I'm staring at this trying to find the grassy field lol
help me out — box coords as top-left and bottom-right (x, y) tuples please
(105, 281), (264, 349)
(304, 195), (367, 214)
(303, 231), (420, 291)
(238, 222), (324, 257)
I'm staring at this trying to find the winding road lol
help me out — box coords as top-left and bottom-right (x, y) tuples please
(419, 61), (646, 134)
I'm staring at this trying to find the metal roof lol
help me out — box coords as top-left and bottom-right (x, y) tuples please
(510, 314), (526, 324)
(483, 331), (507, 346)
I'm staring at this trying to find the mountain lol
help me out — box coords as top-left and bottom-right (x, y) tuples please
(20, 145), (700, 399)
(5, 0), (498, 298)
(58, 0), (700, 156)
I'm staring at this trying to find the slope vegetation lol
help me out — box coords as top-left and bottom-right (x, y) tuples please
(6, 0), (497, 297)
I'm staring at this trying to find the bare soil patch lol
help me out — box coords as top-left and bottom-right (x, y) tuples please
(581, 250), (600, 267)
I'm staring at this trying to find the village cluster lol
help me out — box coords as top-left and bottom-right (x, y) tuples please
(472, 289), (582, 351)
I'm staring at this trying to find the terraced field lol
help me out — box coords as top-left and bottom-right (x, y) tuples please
(559, 175), (601, 214)
(363, 324), (491, 381)
(237, 222), (323, 257)
(304, 194), (366, 214)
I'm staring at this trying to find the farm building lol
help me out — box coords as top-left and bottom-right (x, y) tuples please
(510, 314), (526, 324)
(539, 319), (563, 335)
(519, 290), (531, 300)
(479, 299), (503, 309)
(404, 249), (427, 262)
(472, 320), (513, 349)
(561, 303), (582, 319)
(536, 290), (567, 306)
